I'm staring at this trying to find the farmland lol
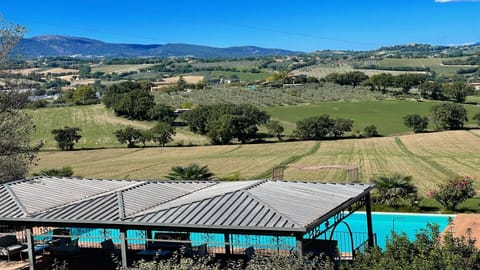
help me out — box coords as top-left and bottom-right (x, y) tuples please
(29, 100), (480, 150)
(266, 100), (480, 136)
(30, 105), (208, 149)
(32, 130), (480, 194)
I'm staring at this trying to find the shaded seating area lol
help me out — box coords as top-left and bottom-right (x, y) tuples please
(0, 177), (376, 269)
(0, 235), (25, 262)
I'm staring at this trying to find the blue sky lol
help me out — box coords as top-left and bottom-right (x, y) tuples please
(1, 0), (479, 52)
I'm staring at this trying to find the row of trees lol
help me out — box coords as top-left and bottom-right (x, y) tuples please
(114, 123), (175, 148)
(293, 114), (354, 140)
(419, 81), (475, 103)
(325, 72), (427, 94)
(325, 71), (476, 103)
(49, 122), (176, 151)
(102, 81), (176, 122)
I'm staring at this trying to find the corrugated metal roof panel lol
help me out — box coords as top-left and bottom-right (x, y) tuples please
(0, 177), (374, 232)
(8, 177), (136, 215)
(247, 181), (374, 226)
(122, 181), (215, 217)
(0, 186), (24, 218)
(33, 193), (119, 221)
(129, 190), (300, 228)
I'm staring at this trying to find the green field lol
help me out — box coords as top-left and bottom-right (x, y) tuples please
(266, 100), (480, 136)
(210, 71), (271, 81)
(377, 57), (462, 75)
(32, 130), (480, 194)
(30, 101), (480, 150)
(30, 105), (208, 150)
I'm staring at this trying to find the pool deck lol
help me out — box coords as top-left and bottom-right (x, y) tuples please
(442, 214), (480, 248)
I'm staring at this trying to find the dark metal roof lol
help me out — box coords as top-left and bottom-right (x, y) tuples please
(0, 177), (374, 233)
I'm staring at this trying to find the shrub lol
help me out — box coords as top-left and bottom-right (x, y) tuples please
(473, 112), (480, 126)
(403, 114), (429, 133)
(33, 166), (74, 177)
(363, 125), (379, 137)
(427, 176), (476, 211)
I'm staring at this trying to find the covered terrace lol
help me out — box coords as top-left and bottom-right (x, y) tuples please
(0, 177), (375, 269)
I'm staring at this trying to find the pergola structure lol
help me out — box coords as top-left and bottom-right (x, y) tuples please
(0, 177), (375, 269)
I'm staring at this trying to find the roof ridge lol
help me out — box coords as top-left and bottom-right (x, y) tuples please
(241, 179), (268, 190)
(25, 179), (147, 217)
(123, 181), (219, 218)
(240, 188), (303, 228)
(4, 185), (28, 217)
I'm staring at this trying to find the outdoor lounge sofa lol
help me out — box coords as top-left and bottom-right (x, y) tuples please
(0, 235), (25, 262)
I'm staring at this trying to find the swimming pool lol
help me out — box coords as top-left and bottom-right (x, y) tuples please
(43, 212), (453, 253)
(329, 212), (454, 250)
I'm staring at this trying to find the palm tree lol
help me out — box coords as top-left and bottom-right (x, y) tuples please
(165, 164), (214, 180)
(372, 173), (417, 208)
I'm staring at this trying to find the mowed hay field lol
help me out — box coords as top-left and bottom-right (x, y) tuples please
(33, 141), (317, 180)
(29, 105), (208, 149)
(33, 131), (480, 194)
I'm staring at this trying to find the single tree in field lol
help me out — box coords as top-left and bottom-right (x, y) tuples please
(430, 103), (468, 130)
(113, 126), (144, 148)
(265, 120), (284, 140)
(403, 114), (429, 133)
(51, 126), (82, 151)
(372, 173), (417, 207)
(363, 125), (379, 137)
(166, 164), (214, 180)
(149, 122), (175, 146)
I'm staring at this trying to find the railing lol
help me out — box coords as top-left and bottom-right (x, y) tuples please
(4, 226), (376, 260)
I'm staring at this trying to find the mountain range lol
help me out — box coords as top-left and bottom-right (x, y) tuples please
(14, 35), (301, 58)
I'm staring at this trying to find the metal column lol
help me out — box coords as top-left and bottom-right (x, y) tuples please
(26, 227), (36, 270)
(224, 233), (231, 255)
(120, 228), (128, 269)
(365, 193), (375, 247)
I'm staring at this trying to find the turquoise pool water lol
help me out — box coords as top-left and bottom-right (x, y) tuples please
(44, 212), (453, 252)
(330, 212), (454, 250)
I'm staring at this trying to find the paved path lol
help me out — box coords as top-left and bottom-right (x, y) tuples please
(443, 214), (480, 247)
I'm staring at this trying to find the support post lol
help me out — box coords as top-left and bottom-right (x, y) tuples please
(365, 193), (374, 247)
(224, 233), (231, 255)
(26, 227), (35, 270)
(120, 228), (128, 270)
(295, 234), (303, 258)
(146, 229), (152, 249)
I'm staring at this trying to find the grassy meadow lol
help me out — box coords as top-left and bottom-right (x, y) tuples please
(210, 70), (271, 81)
(29, 105), (208, 149)
(376, 57), (462, 75)
(266, 100), (480, 136)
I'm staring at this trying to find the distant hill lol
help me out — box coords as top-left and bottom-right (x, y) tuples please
(13, 35), (301, 58)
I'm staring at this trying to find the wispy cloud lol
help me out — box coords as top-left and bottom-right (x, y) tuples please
(435, 0), (480, 2)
